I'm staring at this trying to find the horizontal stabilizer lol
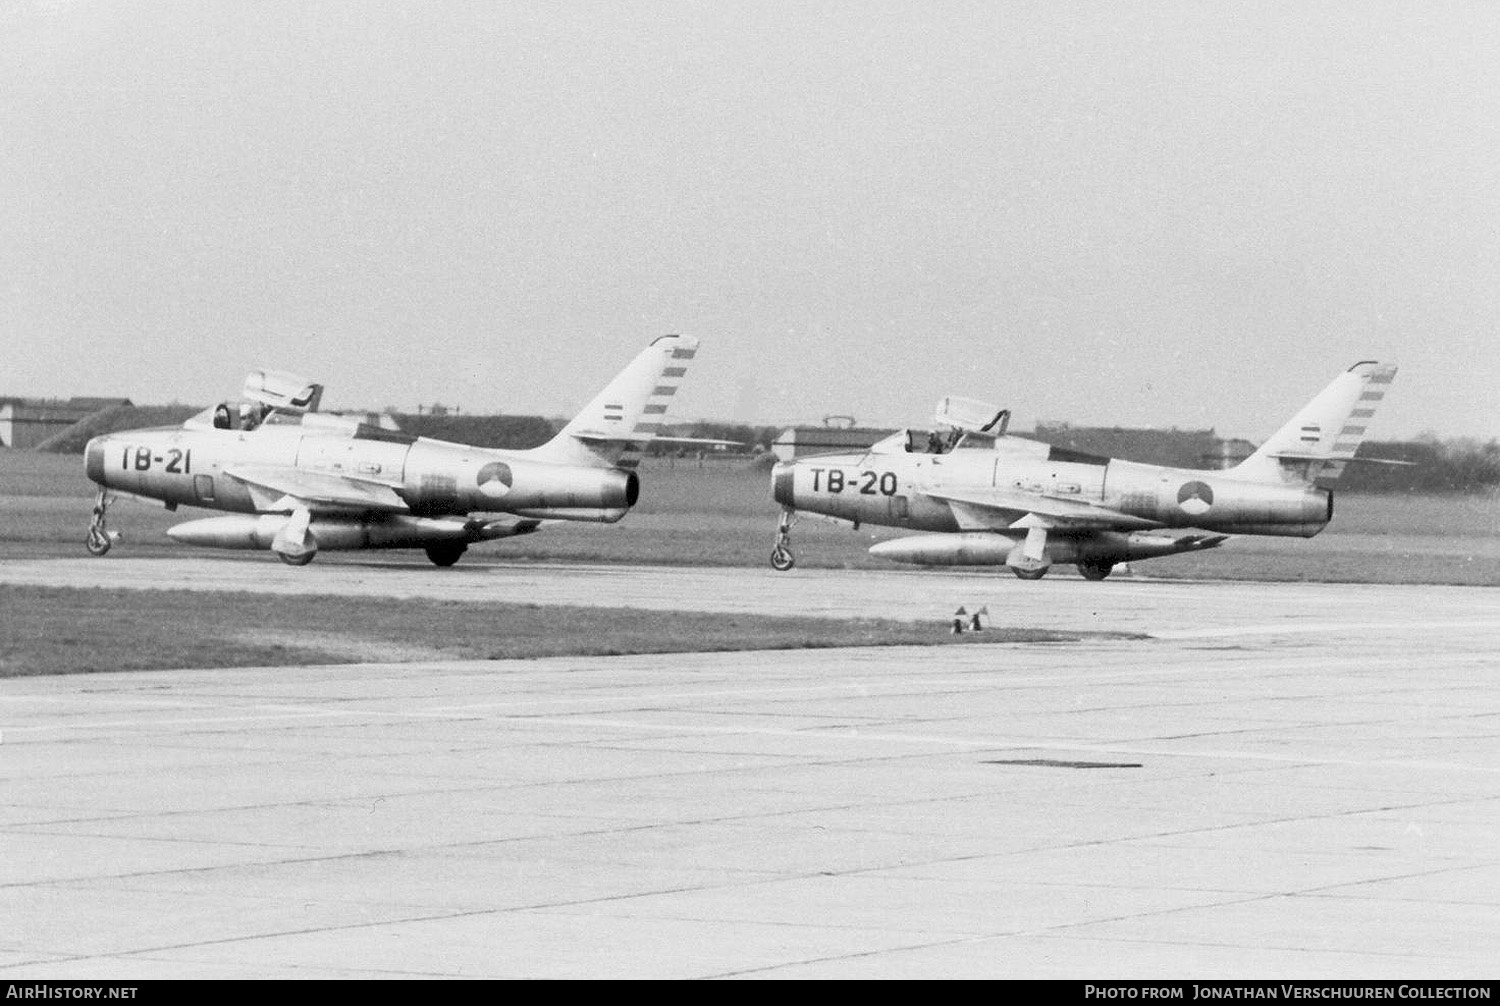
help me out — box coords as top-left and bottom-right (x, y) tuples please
(1267, 452), (1416, 467)
(572, 433), (743, 448)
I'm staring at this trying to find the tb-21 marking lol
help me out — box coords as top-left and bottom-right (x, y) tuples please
(118, 446), (193, 474)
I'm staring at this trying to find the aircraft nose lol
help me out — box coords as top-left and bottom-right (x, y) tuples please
(84, 435), (109, 485)
(771, 461), (795, 508)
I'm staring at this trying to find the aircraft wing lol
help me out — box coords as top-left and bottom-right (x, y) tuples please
(224, 465), (410, 514)
(921, 487), (1163, 531)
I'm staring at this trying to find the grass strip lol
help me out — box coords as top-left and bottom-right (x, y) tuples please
(0, 585), (1100, 677)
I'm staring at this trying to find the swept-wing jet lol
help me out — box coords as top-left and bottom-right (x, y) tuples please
(84, 335), (699, 566)
(768, 362), (1398, 579)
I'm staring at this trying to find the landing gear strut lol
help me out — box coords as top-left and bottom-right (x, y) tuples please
(86, 489), (116, 556)
(770, 508), (796, 571)
(1005, 523), (1051, 580)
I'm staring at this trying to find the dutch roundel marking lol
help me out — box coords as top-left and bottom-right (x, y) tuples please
(1176, 480), (1214, 516)
(477, 461), (513, 498)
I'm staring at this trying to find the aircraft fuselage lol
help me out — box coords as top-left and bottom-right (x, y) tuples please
(771, 446), (1330, 537)
(80, 333), (695, 565)
(85, 424), (637, 519)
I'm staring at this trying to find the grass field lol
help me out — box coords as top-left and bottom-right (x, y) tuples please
(5, 448), (1497, 584)
(0, 585), (1089, 677)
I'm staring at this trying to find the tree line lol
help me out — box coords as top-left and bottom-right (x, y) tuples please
(1342, 436), (1500, 493)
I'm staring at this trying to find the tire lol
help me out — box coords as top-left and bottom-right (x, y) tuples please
(1012, 565), (1048, 580)
(1077, 561), (1114, 581)
(426, 543), (467, 567)
(770, 545), (795, 572)
(277, 550), (316, 567)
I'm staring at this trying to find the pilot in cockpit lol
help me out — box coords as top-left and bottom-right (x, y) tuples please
(903, 429), (951, 455)
(239, 402), (271, 430)
(211, 401), (271, 431)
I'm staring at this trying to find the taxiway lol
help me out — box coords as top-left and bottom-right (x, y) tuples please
(1, 558), (1497, 978)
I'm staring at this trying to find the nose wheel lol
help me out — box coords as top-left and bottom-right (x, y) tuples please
(86, 489), (118, 556)
(770, 508), (796, 571)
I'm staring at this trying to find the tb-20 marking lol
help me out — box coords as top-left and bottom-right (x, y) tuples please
(808, 468), (899, 496)
(120, 445), (192, 474)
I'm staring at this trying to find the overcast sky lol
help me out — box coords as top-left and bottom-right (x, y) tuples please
(4, 2), (1496, 441)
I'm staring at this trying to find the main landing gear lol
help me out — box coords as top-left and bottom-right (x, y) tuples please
(770, 508), (796, 571)
(1077, 560), (1115, 581)
(425, 542), (468, 567)
(86, 489), (117, 556)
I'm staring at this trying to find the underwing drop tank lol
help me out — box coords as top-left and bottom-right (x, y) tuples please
(869, 531), (1228, 568)
(167, 513), (540, 554)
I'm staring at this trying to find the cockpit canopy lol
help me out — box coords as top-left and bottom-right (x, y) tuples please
(864, 397), (1013, 457)
(186, 369), (327, 433)
(933, 396), (1009, 436)
(867, 429), (952, 455)
(242, 370), (323, 413)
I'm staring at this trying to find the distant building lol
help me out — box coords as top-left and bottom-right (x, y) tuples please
(1209, 437), (1257, 470)
(0, 397), (132, 449)
(771, 425), (892, 461)
(1031, 421), (1244, 469)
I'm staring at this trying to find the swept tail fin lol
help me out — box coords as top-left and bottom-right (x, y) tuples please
(1231, 361), (1397, 486)
(528, 334), (699, 469)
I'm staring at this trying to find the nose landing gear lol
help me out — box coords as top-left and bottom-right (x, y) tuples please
(770, 508), (796, 571)
(86, 489), (118, 556)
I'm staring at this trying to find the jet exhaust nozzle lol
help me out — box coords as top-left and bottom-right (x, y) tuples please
(469, 461), (639, 511)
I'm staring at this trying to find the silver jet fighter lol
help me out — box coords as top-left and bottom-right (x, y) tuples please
(769, 362), (1397, 579)
(84, 335), (699, 566)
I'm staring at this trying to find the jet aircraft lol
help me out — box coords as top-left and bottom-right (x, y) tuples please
(768, 362), (1398, 579)
(84, 335), (699, 566)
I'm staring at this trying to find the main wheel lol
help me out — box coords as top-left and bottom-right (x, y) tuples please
(1077, 560), (1114, 581)
(770, 544), (795, 571)
(425, 543), (467, 567)
(277, 550), (315, 567)
(1012, 565), (1048, 580)
(86, 530), (111, 556)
